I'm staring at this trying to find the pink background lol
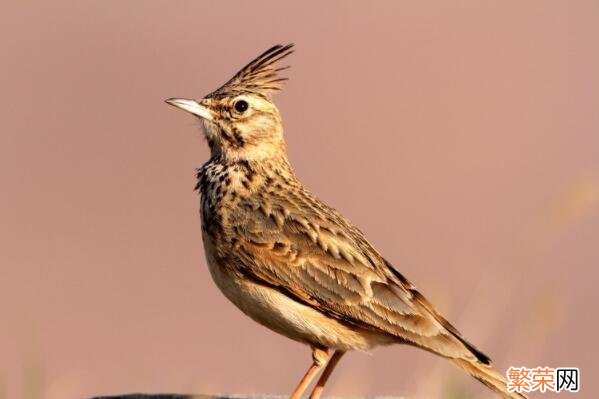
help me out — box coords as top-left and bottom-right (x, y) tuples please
(1, 1), (598, 398)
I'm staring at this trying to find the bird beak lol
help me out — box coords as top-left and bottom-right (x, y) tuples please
(165, 98), (214, 121)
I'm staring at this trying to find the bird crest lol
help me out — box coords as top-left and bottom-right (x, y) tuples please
(207, 43), (294, 99)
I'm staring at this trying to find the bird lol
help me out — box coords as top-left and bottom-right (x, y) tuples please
(165, 44), (527, 399)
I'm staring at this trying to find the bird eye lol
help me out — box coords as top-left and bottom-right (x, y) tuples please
(234, 99), (249, 113)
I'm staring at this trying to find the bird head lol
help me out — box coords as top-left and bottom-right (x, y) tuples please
(166, 44), (294, 162)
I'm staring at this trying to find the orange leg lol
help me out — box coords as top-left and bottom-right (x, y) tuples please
(289, 346), (330, 399)
(308, 350), (346, 399)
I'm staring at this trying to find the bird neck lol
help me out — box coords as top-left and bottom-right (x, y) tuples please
(210, 134), (290, 164)
(198, 152), (296, 187)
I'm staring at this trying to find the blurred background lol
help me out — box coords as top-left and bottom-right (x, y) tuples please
(1, 1), (598, 398)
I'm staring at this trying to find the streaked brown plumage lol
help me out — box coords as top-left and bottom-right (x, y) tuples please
(166, 44), (527, 399)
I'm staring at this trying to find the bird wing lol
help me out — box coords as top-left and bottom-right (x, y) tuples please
(227, 187), (490, 363)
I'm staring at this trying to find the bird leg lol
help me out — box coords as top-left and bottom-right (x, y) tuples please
(308, 350), (346, 399)
(289, 346), (330, 399)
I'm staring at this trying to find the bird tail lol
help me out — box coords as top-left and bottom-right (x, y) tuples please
(451, 358), (529, 399)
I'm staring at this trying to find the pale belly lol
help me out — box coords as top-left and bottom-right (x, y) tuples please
(202, 237), (393, 351)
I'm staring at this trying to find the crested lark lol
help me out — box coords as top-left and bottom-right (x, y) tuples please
(166, 44), (527, 399)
